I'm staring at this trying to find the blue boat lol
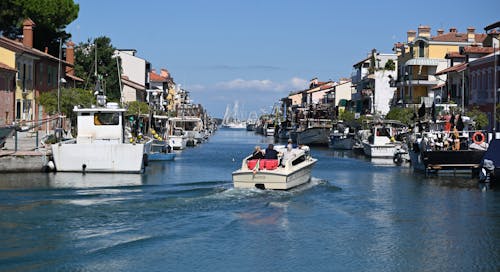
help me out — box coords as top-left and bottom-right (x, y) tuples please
(148, 140), (176, 161)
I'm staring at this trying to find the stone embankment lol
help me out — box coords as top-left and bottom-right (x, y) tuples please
(0, 131), (51, 172)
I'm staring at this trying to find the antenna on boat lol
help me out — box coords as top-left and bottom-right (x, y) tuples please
(93, 42), (106, 107)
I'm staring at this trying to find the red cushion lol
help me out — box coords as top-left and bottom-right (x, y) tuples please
(264, 159), (279, 170)
(247, 159), (258, 169)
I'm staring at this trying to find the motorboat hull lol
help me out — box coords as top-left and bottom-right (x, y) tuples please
(410, 149), (485, 172)
(330, 134), (355, 150)
(362, 142), (397, 158)
(148, 152), (176, 161)
(232, 160), (316, 190)
(52, 142), (147, 173)
(297, 128), (330, 146)
(169, 135), (186, 150)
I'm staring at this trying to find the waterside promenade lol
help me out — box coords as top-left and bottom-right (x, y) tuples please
(0, 131), (50, 172)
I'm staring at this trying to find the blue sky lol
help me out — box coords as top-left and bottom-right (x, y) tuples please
(67, 0), (499, 117)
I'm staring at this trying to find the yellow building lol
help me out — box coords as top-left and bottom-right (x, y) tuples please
(0, 47), (17, 124)
(394, 26), (486, 106)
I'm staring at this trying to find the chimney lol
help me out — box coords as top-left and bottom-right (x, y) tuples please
(418, 25), (431, 38)
(449, 27), (457, 33)
(160, 68), (169, 78)
(22, 18), (35, 48)
(437, 29), (444, 35)
(65, 40), (75, 75)
(467, 27), (475, 43)
(407, 30), (416, 43)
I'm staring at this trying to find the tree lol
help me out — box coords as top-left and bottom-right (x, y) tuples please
(38, 88), (94, 127)
(126, 101), (150, 116)
(384, 59), (396, 71)
(74, 36), (121, 102)
(0, 0), (79, 56)
(468, 107), (488, 130)
(385, 107), (414, 125)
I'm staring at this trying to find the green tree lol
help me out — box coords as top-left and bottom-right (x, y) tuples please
(0, 0), (79, 56)
(38, 88), (94, 126)
(384, 59), (395, 71)
(74, 36), (121, 102)
(468, 106), (488, 130)
(385, 107), (414, 125)
(126, 101), (150, 116)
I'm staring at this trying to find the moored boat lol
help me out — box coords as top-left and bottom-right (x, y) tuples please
(51, 102), (151, 173)
(232, 145), (317, 190)
(148, 139), (176, 161)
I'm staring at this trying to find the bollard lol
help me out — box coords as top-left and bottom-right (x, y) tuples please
(14, 130), (17, 151)
(36, 130), (39, 149)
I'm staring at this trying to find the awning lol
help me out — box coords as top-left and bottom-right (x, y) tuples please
(405, 58), (440, 66)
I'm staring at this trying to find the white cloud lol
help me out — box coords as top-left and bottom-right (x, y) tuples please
(214, 77), (308, 92)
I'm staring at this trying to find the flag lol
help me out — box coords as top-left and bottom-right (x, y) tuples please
(252, 159), (261, 174)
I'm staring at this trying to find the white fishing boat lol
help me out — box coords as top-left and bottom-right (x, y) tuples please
(51, 102), (151, 173)
(232, 145), (317, 190)
(362, 121), (405, 158)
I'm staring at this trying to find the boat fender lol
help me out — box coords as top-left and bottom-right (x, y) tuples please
(82, 164), (87, 174)
(143, 154), (149, 167)
(472, 132), (485, 145)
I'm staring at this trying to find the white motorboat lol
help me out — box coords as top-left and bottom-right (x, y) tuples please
(232, 145), (317, 190)
(362, 121), (406, 158)
(51, 102), (151, 173)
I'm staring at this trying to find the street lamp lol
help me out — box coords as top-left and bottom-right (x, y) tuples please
(485, 21), (499, 136)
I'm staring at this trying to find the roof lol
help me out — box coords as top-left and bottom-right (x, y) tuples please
(445, 52), (465, 59)
(149, 71), (167, 82)
(0, 62), (16, 72)
(353, 55), (371, 67)
(435, 62), (468, 75)
(121, 75), (145, 91)
(405, 58), (440, 66)
(65, 73), (84, 82)
(462, 46), (495, 54)
(0, 36), (72, 66)
(431, 83), (446, 90)
(431, 33), (487, 43)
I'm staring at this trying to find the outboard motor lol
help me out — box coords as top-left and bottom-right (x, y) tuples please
(480, 159), (495, 184)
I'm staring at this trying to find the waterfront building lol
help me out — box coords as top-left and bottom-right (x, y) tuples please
(114, 49), (151, 103)
(148, 68), (176, 113)
(351, 49), (397, 116)
(0, 48), (17, 125)
(393, 26), (486, 109)
(0, 18), (83, 130)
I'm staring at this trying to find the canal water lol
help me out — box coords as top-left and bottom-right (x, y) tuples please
(1, 129), (499, 271)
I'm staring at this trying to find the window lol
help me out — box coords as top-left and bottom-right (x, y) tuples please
(94, 112), (120, 126)
(39, 63), (43, 85)
(418, 42), (425, 58)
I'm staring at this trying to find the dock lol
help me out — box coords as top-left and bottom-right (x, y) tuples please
(0, 130), (52, 172)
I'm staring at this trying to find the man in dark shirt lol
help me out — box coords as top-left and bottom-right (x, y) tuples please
(264, 144), (278, 159)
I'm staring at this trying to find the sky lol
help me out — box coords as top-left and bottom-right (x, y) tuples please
(66, 0), (499, 118)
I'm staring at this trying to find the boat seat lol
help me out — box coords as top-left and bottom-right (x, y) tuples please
(263, 159), (279, 170)
(247, 159), (264, 170)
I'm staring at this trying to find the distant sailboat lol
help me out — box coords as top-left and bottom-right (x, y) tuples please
(222, 101), (246, 129)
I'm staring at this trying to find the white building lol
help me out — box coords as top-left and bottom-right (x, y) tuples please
(114, 49), (151, 103)
(352, 49), (398, 116)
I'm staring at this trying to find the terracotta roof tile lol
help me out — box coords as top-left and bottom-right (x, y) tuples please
(149, 71), (167, 82)
(435, 62), (467, 75)
(462, 46), (494, 54)
(445, 52), (465, 58)
(431, 32), (486, 43)
(0, 36), (71, 65)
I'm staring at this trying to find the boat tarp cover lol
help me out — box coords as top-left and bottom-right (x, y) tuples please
(484, 139), (500, 165)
